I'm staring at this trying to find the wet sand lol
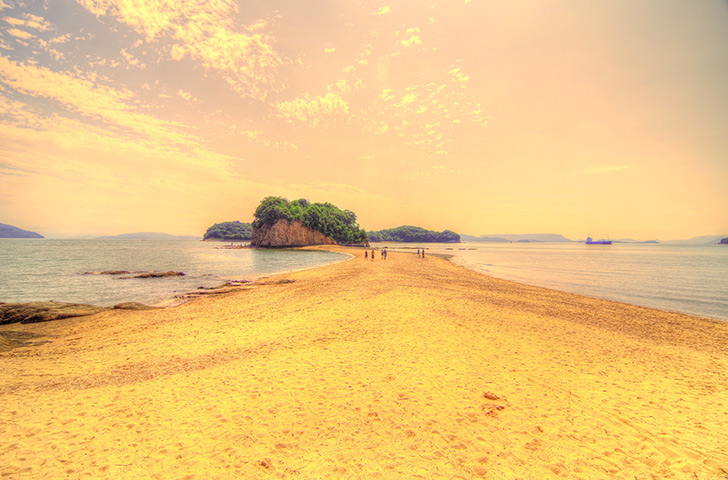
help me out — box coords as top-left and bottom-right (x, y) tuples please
(1, 247), (727, 479)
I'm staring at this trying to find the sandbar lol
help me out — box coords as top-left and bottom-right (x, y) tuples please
(1, 247), (727, 479)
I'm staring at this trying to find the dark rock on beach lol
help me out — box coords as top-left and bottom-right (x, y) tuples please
(113, 302), (158, 310)
(136, 271), (185, 278)
(0, 301), (109, 325)
(83, 270), (134, 275)
(119, 271), (186, 279)
(0, 300), (158, 325)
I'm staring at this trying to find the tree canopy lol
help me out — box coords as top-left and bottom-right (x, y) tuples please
(368, 225), (460, 243)
(252, 196), (368, 245)
(203, 221), (253, 241)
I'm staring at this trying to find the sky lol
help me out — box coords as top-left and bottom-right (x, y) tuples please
(1, 0), (727, 240)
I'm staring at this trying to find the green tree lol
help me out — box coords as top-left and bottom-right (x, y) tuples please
(252, 196), (292, 228)
(252, 196), (368, 244)
(203, 221), (253, 241)
(367, 225), (460, 243)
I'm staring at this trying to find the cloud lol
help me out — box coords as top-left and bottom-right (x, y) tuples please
(76, 0), (283, 101)
(7, 28), (34, 39)
(0, 57), (182, 141)
(400, 27), (422, 48)
(366, 63), (487, 157)
(448, 67), (470, 85)
(177, 89), (196, 102)
(4, 14), (52, 31)
(0, 57), (235, 177)
(273, 92), (350, 127)
(584, 165), (630, 174)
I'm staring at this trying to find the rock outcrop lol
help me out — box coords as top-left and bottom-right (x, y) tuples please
(128, 271), (185, 279)
(250, 219), (335, 248)
(0, 301), (157, 325)
(0, 301), (109, 325)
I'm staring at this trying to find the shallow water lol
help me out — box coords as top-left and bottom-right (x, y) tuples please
(0, 239), (347, 306)
(374, 241), (728, 321)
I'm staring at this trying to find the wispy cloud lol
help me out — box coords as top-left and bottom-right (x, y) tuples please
(76, 0), (283, 100)
(0, 57), (236, 179)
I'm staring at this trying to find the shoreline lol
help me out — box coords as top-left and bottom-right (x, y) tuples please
(376, 241), (728, 323)
(153, 249), (356, 309)
(1, 247), (727, 478)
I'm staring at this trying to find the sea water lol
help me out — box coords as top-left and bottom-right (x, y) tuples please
(3, 239), (727, 321)
(376, 242), (728, 321)
(0, 239), (348, 307)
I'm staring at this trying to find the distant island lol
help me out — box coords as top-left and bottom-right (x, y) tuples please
(368, 226), (460, 243)
(251, 196), (368, 247)
(0, 223), (43, 238)
(95, 232), (200, 240)
(661, 235), (728, 245)
(461, 233), (573, 243)
(203, 221), (253, 241)
(720, 237), (728, 245)
(459, 234), (510, 243)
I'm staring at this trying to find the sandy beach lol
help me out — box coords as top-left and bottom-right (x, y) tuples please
(1, 247), (727, 479)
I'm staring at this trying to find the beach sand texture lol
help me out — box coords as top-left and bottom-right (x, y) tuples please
(1, 248), (727, 479)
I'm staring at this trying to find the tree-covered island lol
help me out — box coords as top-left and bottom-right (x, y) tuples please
(368, 226), (460, 243)
(252, 196), (368, 245)
(202, 221), (253, 241)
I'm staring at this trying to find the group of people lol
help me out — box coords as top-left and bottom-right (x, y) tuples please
(363, 248), (426, 260)
(364, 248), (388, 260)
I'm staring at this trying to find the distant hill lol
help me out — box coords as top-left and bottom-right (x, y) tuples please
(662, 235), (728, 245)
(463, 233), (573, 243)
(368, 226), (460, 243)
(612, 239), (660, 244)
(0, 223), (43, 238)
(460, 234), (509, 243)
(95, 232), (199, 240)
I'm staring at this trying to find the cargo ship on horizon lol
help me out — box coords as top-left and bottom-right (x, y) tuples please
(585, 236), (612, 245)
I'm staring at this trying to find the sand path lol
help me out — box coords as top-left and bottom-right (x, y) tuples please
(1, 248), (727, 479)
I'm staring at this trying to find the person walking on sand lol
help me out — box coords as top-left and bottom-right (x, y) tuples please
(371, 248), (375, 260)
(365, 250), (368, 259)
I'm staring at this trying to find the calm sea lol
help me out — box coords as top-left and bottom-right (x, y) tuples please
(376, 242), (728, 322)
(0, 239), (348, 307)
(3, 239), (727, 321)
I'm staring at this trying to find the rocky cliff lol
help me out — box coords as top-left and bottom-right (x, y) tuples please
(250, 219), (335, 248)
